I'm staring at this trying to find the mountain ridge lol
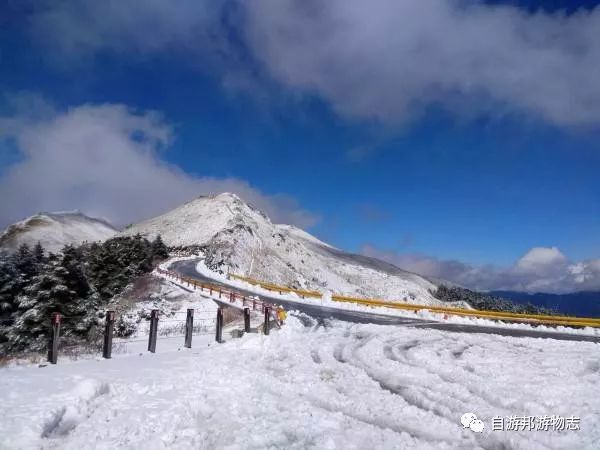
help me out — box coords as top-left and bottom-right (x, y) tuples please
(120, 192), (453, 306)
(0, 211), (118, 254)
(491, 290), (600, 318)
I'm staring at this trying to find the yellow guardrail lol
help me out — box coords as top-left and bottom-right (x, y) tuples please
(229, 273), (600, 328)
(330, 296), (600, 328)
(230, 273), (322, 298)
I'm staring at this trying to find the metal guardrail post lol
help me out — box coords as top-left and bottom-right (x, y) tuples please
(185, 308), (194, 348)
(102, 310), (115, 359)
(48, 312), (61, 364)
(244, 307), (251, 333)
(216, 308), (224, 343)
(148, 309), (159, 353)
(264, 306), (271, 335)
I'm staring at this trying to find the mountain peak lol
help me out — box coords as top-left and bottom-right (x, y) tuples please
(0, 212), (117, 254)
(120, 192), (442, 304)
(42, 209), (82, 216)
(122, 192), (271, 247)
(215, 192), (242, 202)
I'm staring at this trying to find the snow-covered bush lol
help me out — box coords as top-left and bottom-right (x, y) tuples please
(114, 315), (138, 338)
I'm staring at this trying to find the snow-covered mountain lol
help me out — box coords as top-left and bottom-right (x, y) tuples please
(0, 212), (117, 254)
(122, 193), (447, 305)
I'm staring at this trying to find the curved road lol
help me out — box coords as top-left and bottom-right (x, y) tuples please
(170, 259), (600, 343)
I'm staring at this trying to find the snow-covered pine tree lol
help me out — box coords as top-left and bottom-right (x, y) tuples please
(59, 245), (101, 333)
(7, 246), (98, 351)
(0, 257), (18, 315)
(4, 236), (159, 354)
(33, 241), (46, 265)
(129, 234), (153, 274)
(0, 256), (19, 345)
(13, 243), (39, 289)
(87, 239), (128, 300)
(8, 257), (62, 351)
(151, 234), (169, 260)
(2, 243), (42, 345)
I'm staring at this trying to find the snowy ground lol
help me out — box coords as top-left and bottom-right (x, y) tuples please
(1, 315), (598, 449)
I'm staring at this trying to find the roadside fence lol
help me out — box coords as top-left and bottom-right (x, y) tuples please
(45, 277), (282, 364)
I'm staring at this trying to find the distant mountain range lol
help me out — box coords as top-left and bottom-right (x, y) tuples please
(0, 212), (117, 254)
(4, 195), (597, 317)
(491, 291), (600, 318)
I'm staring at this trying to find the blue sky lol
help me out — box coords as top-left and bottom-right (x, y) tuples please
(1, 0), (600, 292)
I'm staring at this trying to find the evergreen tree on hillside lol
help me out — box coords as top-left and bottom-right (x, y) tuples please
(8, 243), (42, 319)
(60, 246), (90, 296)
(86, 235), (156, 301)
(0, 257), (19, 344)
(126, 234), (153, 275)
(0, 257), (18, 314)
(87, 241), (124, 300)
(13, 244), (38, 285)
(33, 242), (46, 265)
(7, 259), (58, 350)
(58, 245), (101, 333)
(151, 234), (169, 260)
(7, 247), (98, 350)
(432, 285), (556, 315)
(4, 235), (160, 353)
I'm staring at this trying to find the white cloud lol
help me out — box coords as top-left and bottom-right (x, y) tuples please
(0, 101), (318, 229)
(514, 246), (567, 274)
(361, 245), (600, 293)
(242, 0), (600, 128)
(20, 0), (600, 128)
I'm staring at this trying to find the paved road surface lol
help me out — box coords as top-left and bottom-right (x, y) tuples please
(170, 259), (600, 343)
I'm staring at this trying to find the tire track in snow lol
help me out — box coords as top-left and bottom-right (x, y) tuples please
(327, 333), (523, 450)
(325, 334), (477, 446)
(382, 335), (513, 412)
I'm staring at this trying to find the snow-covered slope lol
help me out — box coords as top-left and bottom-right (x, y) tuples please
(122, 193), (445, 305)
(2, 318), (598, 449)
(0, 212), (117, 254)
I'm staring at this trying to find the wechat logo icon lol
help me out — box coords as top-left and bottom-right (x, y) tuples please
(461, 413), (485, 433)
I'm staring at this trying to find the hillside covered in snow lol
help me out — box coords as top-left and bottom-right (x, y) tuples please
(121, 193), (444, 305)
(0, 212), (117, 254)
